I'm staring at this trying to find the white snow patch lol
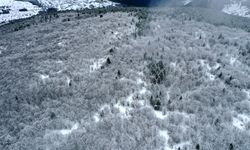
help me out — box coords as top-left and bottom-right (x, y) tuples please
(93, 113), (100, 122)
(43, 122), (81, 150)
(230, 57), (237, 65)
(243, 89), (250, 99)
(206, 72), (215, 81)
(26, 42), (31, 47)
(126, 93), (134, 104)
(57, 42), (66, 47)
(56, 70), (63, 74)
(114, 103), (126, 114)
(222, 1), (250, 18)
(57, 60), (63, 64)
(170, 62), (183, 72)
(37, 0), (117, 11)
(199, 59), (211, 70)
(199, 59), (219, 81)
(173, 141), (191, 150)
(93, 104), (110, 122)
(166, 90), (170, 100)
(136, 78), (144, 85)
(89, 58), (106, 72)
(199, 60), (213, 80)
(137, 71), (145, 77)
(154, 110), (167, 120)
(159, 130), (171, 150)
(60, 123), (79, 135)
(238, 114), (250, 122)
(183, 0), (193, 6)
(139, 87), (147, 95)
(121, 76), (149, 105)
(170, 62), (177, 68)
(114, 102), (132, 118)
(40, 74), (49, 80)
(232, 113), (250, 130)
(66, 76), (71, 85)
(114, 31), (119, 36)
(137, 100), (146, 106)
(111, 31), (123, 40)
(233, 117), (245, 130)
(93, 74), (149, 121)
(158, 112), (192, 150)
(120, 76), (167, 120)
(45, 122), (79, 137)
(96, 75), (148, 120)
(0, 46), (5, 51)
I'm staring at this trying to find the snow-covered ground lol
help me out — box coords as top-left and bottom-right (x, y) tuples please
(183, 0), (193, 6)
(232, 113), (250, 131)
(93, 72), (150, 122)
(89, 58), (107, 72)
(0, 0), (41, 23)
(1, 0), (250, 24)
(36, 0), (116, 10)
(222, 1), (250, 18)
(0, 0), (117, 23)
(198, 59), (220, 81)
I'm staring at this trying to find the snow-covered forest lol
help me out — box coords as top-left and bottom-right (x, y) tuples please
(1, 0), (250, 24)
(0, 4), (250, 150)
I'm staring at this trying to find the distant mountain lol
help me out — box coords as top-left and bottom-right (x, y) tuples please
(0, 0), (249, 24)
(111, 0), (250, 18)
(0, 0), (117, 23)
(183, 0), (250, 18)
(174, 0), (250, 18)
(35, 0), (117, 10)
(223, 1), (249, 18)
(222, 1), (250, 18)
(0, 0), (41, 23)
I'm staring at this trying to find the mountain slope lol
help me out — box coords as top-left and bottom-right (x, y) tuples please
(0, 0), (117, 23)
(188, 0), (250, 18)
(222, 1), (250, 18)
(36, 0), (117, 10)
(0, 0), (41, 23)
(0, 7), (250, 150)
(1, 0), (250, 24)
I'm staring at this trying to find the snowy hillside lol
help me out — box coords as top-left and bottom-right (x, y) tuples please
(180, 0), (250, 18)
(183, 0), (193, 6)
(36, 0), (117, 10)
(1, 0), (250, 24)
(0, 0), (116, 24)
(0, 0), (41, 23)
(1, 7), (250, 150)
(222, 1), (250, 18)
